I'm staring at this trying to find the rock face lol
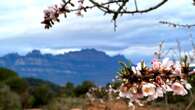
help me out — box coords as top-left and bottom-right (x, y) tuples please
(0, 49), (128, 85)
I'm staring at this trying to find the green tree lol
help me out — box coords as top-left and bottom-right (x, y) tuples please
(74, 81), (95, 97)
(0, 68), (18, 82)
(63, 82), (75, 97)
(32, 84), (55, 107)
(5, 77), (28, 95)
(0, 68), (30, 108)
(6, 77), (29, 108)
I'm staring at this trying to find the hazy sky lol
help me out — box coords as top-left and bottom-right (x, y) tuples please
(0, 0), (195, 63)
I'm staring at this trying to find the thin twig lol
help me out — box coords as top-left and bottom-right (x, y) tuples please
(134, 0), (138, 11)
(42, 0), (169, 29)
(165, 93), (169, 110)
(160, 21), (195, 29)
(185, 95), (195, 110)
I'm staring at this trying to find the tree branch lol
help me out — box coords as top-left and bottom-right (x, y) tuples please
(41, 0), (170, 29)
(160, 21), (195, 28)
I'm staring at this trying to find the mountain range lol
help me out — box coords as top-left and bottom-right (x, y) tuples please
(0, 49), (128, 85)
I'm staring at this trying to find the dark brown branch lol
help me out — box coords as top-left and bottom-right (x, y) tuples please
(134, 0), (138, 11)
(160, 21), (195, 28)
(112, 0), (129, 21)
(185, 95), (195, 110)
(41, 0), (169, 29)
(89, 0), (168, 14)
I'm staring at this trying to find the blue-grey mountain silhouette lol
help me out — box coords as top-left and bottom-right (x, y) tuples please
(0, 49), (128, 85)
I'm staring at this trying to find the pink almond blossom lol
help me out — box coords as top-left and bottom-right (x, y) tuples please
(152, 59), (161, 70)
(172, 82), (188, 96)
(142, 83), (156, 97)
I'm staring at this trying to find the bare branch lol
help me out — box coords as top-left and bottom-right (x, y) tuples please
(41, 0), (169, 29)
(160, 21), (195, 29)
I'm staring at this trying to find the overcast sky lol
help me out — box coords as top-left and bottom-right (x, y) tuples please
(0, 0), (195, 63)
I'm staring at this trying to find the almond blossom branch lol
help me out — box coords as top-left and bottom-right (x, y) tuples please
(41, 0), (168, 29)
(114, 56), (195, 109)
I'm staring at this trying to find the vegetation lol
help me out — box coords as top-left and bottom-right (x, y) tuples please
(0, 84), (22, 110)
(0, 67), (195, 110)
(0, 67), (97, 109)
(44, 97), (86, 110)
(0, 68), (18, 82)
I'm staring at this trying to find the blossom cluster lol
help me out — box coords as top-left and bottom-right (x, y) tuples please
(115, 57), (194, 107)
(86, 85), (119, 102)
(41, 0), (85, 29)
(41, 4), (64, 29)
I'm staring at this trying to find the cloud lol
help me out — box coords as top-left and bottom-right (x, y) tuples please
(121, 46), (157, 56)
(0, 0), (195, 63)
(40, 48), (81, 55)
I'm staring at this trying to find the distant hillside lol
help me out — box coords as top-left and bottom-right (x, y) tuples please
(24, 77), (61, 91)
(0, 49), (128, 85)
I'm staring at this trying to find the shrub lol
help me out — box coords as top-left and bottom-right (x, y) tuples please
(44, 97), (86, 110)
(74, 81), (96, 97)
(32, 84), (55, 107)
(62, 82), (75, 97)
(0, 68), (18, 82)
(0, 84), (22, 110)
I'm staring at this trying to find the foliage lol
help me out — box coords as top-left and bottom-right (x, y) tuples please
(44, 97), (86, 110)
(0, 68), (62, 108)
(89, 87), (108, 100)
(0, 68), (28, 94)
(0, 68), (97, 109)
(0, 84), (22, 110)
(0, 68), (18, 82)
(25, 77), (61, 93)
(0, 68), (30, 108)
(0, 65), (194, 110)
(5, 77), (28, 95)
(31, 84), (56, 107)
(74, 80), (96, 97)
(62, 82), (75, 97)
